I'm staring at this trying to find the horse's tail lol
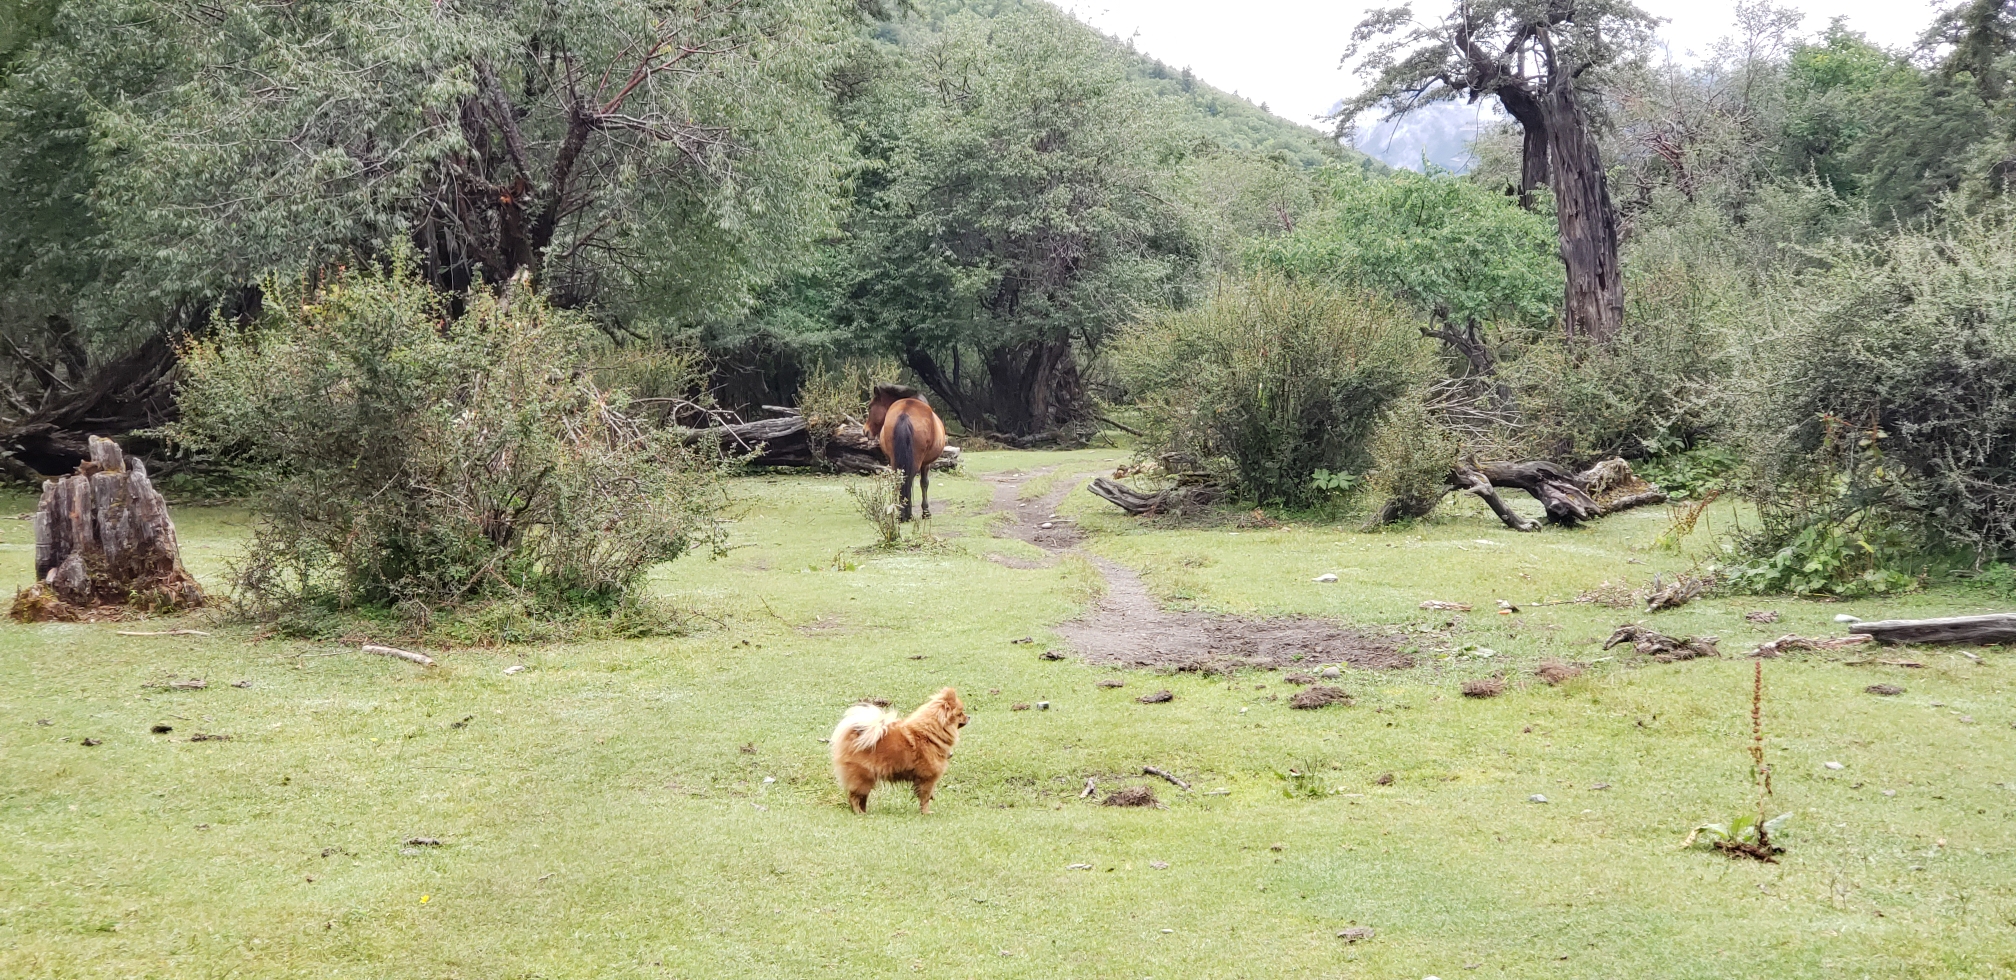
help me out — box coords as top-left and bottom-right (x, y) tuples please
(832, 703), (898, 752)
(892, 413), (916, 476)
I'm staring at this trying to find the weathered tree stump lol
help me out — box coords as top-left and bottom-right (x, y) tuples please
(11, 437), (202, 621)
(693, 416), (960, 474)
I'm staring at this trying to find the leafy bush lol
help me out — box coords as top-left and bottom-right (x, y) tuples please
(1634, 444), (1741, 501)
(172, 259), (727, 624)
(1111, 273), (1430, 507)
(1724, 206), (2016, 567)
(1362, 393), (1459, 522)
(1720, 416), (1924, 597)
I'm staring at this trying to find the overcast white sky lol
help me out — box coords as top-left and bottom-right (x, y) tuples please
(1051, 0), (1948, 168)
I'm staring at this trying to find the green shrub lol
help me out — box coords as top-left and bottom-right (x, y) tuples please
(1111, 273), (1430, 507)
(171, 258), (727, 623)
(1363, 394), (1460, 522)
(1724, 206), (2016, 565)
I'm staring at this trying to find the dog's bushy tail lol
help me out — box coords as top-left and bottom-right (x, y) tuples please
(832, 703), (898, 751)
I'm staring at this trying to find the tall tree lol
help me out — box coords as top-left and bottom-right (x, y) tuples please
(1926, 0), (2016, 102)
(1338, 0), (1657, 342)
(840, 8), (1197, 437)
(0, 0), (860, 471)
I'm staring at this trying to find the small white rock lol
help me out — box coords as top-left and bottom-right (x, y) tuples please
(1313, 573), (1339, 583)
(1039, 522), (1054, 529)
(1834, 614), (1862, 624)
(762, 776), (776, 784)
(503, 665), (526, 675)
(1529, 794), (1548, 803)
(1824, 761), (1845, 770)
(1067, 863), (1093, 870)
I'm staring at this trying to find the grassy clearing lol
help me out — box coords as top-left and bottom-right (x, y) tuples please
(4, 450), (2015, 978)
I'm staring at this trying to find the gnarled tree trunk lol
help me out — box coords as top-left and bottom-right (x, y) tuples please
(1541, 85), (1625, 343)
(904, 338), (1090, 439)
(11, 436), (202, 621)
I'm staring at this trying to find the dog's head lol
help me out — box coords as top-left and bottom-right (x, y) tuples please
(931, 687), (968, 730)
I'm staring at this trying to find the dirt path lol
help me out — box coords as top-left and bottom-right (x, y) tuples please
(981, 466), (1410, 672)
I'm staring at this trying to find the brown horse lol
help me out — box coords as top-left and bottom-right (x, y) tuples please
(866, 384), (947, 521)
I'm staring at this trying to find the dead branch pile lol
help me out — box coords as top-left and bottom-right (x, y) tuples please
(688, 414), (960, 474)
(1604, 624), (1719, 662)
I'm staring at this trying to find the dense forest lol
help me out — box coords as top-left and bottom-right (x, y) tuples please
(4, 0), (2016, 608)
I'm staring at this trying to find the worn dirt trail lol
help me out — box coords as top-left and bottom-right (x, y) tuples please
(979, 466), (1409, 672)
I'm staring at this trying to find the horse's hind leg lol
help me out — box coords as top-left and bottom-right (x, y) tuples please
(899, 468), (915, 523)
(919, 468), (931, 520)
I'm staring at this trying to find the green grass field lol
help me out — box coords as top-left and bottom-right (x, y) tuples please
(4, 449), (2014, 978)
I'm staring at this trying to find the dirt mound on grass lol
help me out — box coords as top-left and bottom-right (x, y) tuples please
(1102, 785), (1161, 807)
(1289, 685), (1354, 709)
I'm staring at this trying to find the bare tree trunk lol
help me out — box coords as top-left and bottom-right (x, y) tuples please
(1497, 87), (1552, 209)
(1541, 85), (1625, 343)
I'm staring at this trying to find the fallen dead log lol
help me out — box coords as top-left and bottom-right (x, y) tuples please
(10, 437), (202, 622)
(362, 644), (437, 667)
(1378, 456), (1668, 531)
(1852, 614), (2016, 646)
(1750, 634), (1873, 658)
(692, 416), (959, 474)
(1086, 476), (1226, 516)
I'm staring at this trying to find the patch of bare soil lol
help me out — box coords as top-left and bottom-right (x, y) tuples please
(981, 466), (1410, 672)
(1049, 555), (1409, 672)
(981, 467), (1085, 557)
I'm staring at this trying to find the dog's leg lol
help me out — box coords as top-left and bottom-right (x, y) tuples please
(850, 790), (870, 814)
(914, 776), (939, 814)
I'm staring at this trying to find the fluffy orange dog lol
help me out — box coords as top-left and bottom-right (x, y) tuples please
(830, 688), (968, 814)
